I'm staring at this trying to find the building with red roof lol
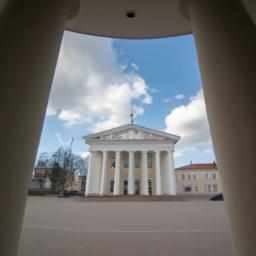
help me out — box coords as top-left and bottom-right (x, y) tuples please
(175, 161), (222, 193)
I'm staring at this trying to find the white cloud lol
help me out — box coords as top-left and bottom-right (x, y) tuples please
(133, 105), (144, 116)
(58, 110), (92, 128)
(165, 89), (211, 145)
(55, 133), (70, 146)
(162, 98), (171, 103)
(174, 147), (196, 158)
(198, 147), (214, 156)
(46, 106), (57, 116)
(150, 88), (158, 93)
(81, 151), (89, 159)
(175, 94), (185, 100)
(47, 32), (152, 131)
(131, 63), (139, 71)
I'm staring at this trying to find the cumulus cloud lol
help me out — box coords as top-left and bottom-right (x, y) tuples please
(58, 110), (92, 128)
(47, 32), (152, 132)
(175, 94), (185, 100)
(165, 89), (211, 145)
(131, 63), (139, 71)
(174, 147), (196, 158)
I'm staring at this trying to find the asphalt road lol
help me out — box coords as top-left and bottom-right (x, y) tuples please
(19, 196), (233, 256)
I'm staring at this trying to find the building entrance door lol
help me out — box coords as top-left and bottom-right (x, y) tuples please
(124, 180), (128, 195)
(135, 180), (140, 195)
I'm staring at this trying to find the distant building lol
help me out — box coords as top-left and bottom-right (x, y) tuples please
(30, 168), (52, 189)
(72, 175), (86, 192)
(83, 123), (180, 196)
(175, 162), (222, 193)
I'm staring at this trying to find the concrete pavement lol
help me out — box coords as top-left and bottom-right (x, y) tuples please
(19, 196), (233, 256)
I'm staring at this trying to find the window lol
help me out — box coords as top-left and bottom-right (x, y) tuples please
(184, 186), (192, 192)
(188, 174), (191, 180)
(207, 184), (211, 192)
(213, 184), (218, 192)
(135, 158), (140, 168)
(181, 174), (185, 180)
(111, 158), (115, 168)
(124, 158), (128, 168)
(194, 186), (198, 192)
(205, 173), (209, 179)
(148, 158), (152, 168)
(213, 173), (217, 180)
(193, 174), (196, 180)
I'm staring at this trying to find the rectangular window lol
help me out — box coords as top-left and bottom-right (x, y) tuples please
(213, 173), (217, 180)
(193, 174), (196, 180)
(194, 186), (198, 192)
(148, 158), (152, 168)
(207, 184), (212, 192)
(213, 184), (218, 192)
(124, 158), (128, 168)
(135, 158), (140, 168)
(111, 157), (115, 168)
(205, 173), (209, 179)
(181, 174), (185, 180)
(188, 174), (191, 180)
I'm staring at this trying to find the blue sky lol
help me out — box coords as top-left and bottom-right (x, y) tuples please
(38, 31), (215, 167)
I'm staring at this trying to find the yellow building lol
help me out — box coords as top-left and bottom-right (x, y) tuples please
(30, 168), (52, 190)
(175, 162), (222, 194)
(72, 175), (86, 192)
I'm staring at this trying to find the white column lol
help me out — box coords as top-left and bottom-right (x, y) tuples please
(85, 151), (95, 196)
(168, 150), (176, 195)
(180, 1), (256, 255)
(113, 151), (121, 195)
(92, 151), (102, 194)
(160, 151), (169, 194)
(0, 2), (78, 255)
(155, 151), (162, 195)
(100, 151), (108, 195)
(128, 151), (135, 195)
(141, 151), (149, 195)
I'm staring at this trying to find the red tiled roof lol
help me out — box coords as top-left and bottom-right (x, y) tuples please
(175, 163), (217, 171)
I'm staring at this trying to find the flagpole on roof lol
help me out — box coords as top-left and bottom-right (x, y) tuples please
(130, 103), (134, 124)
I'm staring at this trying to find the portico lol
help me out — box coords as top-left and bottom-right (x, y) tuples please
(84, 124), (180, 196)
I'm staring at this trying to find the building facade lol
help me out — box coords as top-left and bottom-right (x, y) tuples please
(30, 168), (52, 190)
(84, 124), (180, 196)
(175, 162), (222, 193)
(72, 175), (86, 192)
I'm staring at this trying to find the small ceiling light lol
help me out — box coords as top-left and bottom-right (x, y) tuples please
(126, 11), (136, 18)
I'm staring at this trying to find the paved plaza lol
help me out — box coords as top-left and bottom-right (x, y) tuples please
(19, 196), (233, 256)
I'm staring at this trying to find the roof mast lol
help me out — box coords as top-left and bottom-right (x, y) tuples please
(130, 103), (134, 124)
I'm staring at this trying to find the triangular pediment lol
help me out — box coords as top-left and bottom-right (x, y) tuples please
(84, 124), (180, 143)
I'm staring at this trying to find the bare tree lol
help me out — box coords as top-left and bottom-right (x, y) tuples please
(35, 147), (87, 190)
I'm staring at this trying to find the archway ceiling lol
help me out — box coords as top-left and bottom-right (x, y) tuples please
(65, 0), (256, 39)
(0, 0), (254, 39)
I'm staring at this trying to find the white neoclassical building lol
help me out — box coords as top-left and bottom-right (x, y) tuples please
(83, 124), (180, 196)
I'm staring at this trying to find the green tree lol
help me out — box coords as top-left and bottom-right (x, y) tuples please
(49, 162), (66, 190)
(35, 147), (87, 190)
